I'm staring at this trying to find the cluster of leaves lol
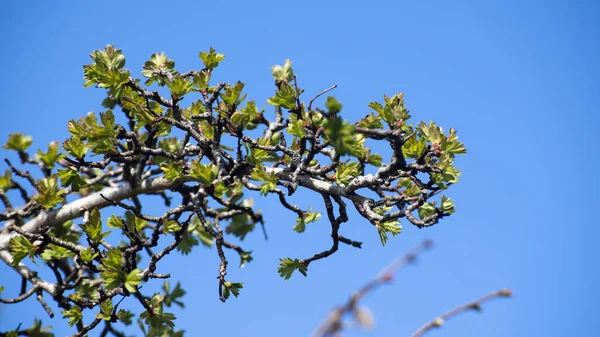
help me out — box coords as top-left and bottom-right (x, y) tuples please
(0, 45), (465, 337)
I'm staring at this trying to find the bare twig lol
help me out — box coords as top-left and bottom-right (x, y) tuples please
(409, 288), (513, 337)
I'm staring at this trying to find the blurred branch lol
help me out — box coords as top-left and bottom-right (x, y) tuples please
(311, 239), (433, 337)
(409, 288), (512, 337)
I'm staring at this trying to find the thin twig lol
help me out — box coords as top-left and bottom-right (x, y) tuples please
(409, 288), (513, 337)
(308, 84), (337, 111)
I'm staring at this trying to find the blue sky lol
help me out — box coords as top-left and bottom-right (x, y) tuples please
(0, 0), (598, 336)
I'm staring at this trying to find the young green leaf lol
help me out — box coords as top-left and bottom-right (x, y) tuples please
(34, 176), (66, 209)
(222, 281), (243, 300)
(8, 235), (36, 267)
(278, 258), (308, 280)
(199, 47), (225, 70)
(3, 133), (32, 152)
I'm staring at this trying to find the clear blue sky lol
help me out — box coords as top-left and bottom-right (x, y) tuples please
(0, 1), (598, 336)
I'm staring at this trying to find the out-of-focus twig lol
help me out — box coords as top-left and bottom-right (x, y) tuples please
(409, 288), (512, 337)
(311, 239), (434, 337)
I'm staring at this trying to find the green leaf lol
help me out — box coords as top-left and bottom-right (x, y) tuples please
(40, 244), (76, 261)
(25, 319), (54, 337)
(358, 113), (384, 129)
(335, 161), (360, 185)
(62, 307), (83, 327)
(193, 69), (211, 91)
(3, 133), (33, 152)
(124, 211), (148, 232)
(34, 176), (66, 209)
(294, 208), (321, 233)
(80, 208), (110, 243)
(278, 258), (308, 280)
(199, 47), (225, 70)
(0, 169), (12, 192)
(239, 250), (253, 268)
(83, 45), (130, 94)
(325, 96), (342, 114)
(140, 294), (177, 330)
(80, 247), (99, 263)
(220, 81), (246, 109)
(266, 81), (297, 109)
(160, 162), (184, 182)
(369, 93), (410, 127)
(124, 268), (142, 293)
(106, 215), (123, 229)
(271, 59), (294, 82)
(441, 196), (455, 214)
(36, 141), (64, 169)
(117, 309), (134, 325)
(324, 117), (358, 156)
(95, 298), (114, 321)
(163, 281), (186, 308)
(226, 213), (255, 240)
(250, 164), (278, 195)
(8, 235), (36, 267)
(231, 100), (261, 128)
(287, 117), (306, 138)
(163, 220), (182, 234)
(377, 220), (402, 246)
(167, 75), (194, 98)
(418, 202), (437, 220)
(442, 128), (467, 156)
(57, 167), (86, 192)
(63, 136), (90, 159)
(222, 281), (243, 300)
(190, 160), (219, 185)
(142, 52), (176, 86)
(100, 249), (126, 291)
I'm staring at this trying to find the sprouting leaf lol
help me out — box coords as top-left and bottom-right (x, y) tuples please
(287, 116), (306, 139)
(95, 298), (114, 321)
(325, 96), (342, 114)
(220, 81), (246, 109)
(34, 176), (66, 209)
(441, 196), (455, 214)
(417, 202), (437, 220)
(377, 220), (402, 246)
(3, 133), (32, 152)
(193, 69), (211, 91)
(271, 59), (294, 82)
(199, 47), (225, 70)
(62, 307), (82, 327)
(163, 281), (186, 308)
(335, 161), (360, 185)
(40, 244), (76, 261)
(63, 136), (90, 159)
(294, 208), (321, 233)
(161, 162), (184, 182)
(278, 258), (308, 279)
(142, 52), (176, 86)
(358, 113), (383, 129)
(167, 75), (194, 98)
(35, 141), (64, 169)
(190, 160), (219, 185)
(324, 117), (358, 156)
(0, 170), (12, 192)
(57, 167), (86, 192)
(124, 269), (142, 293)
(80, 208), (110, 243)
(8, 235), (36, 267)
(222, 281), (243, 299)
(266, 81), (297, 109)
